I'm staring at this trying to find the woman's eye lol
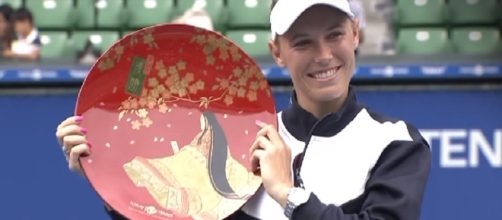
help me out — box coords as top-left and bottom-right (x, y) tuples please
(328, 31), (343, 39)
(293, 40), (311, 47)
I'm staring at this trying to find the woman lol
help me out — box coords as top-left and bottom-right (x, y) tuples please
(57, 0), (431, 219)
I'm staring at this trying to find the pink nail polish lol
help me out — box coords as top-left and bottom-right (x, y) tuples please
(256, 120), (267, 128)
(87, 142), (93, 149)
(75, 116), (84, 123)
(81, 128), (88, 134)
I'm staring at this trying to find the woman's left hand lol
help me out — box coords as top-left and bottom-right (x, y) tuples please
(250, 120), (293, 208)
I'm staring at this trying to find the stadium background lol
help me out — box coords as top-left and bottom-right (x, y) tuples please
(0, 0), (501, 219)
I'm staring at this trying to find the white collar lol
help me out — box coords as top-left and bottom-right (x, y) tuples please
(20, 28), (38, 43)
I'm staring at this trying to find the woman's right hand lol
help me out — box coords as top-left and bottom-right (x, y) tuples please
(55, 115), (91, 173)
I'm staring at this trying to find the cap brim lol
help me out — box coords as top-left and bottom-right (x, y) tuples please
(270, 0), (355, 37)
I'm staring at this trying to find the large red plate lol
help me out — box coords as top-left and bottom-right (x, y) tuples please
(75, 24), (276, 220)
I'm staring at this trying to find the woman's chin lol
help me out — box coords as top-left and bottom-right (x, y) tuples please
(310, 88), (346, 103)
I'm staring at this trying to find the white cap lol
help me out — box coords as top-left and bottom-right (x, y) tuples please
(270, 0), (354, 37)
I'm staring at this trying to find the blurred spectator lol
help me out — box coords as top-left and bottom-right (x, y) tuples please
(0, 4), (14, 58)
(373, 0), (396, 54)
(172, 0), (214, 31)
(349, 0), (366, 45)
(77, 40), (102, 64)
(3, 7), (40, 60)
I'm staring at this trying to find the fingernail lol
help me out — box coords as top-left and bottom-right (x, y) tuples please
(75, 116), (84, 123)
(255, 120), (265, 126)
(81, 128), (88, 134)
(87, 142), (93, 149)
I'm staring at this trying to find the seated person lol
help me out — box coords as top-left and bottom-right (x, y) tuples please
(3, 7), (40, 60)
(0, 4), (14, 58)
(171, 1), (214, 31)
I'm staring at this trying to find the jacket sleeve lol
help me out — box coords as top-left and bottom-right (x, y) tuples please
(292, 136), (431, 220)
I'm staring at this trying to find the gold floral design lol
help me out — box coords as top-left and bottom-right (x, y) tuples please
(129, 34), (139, 47)
(142, 29), (159, 49)
(99, 26), (169, 73)
(118, 32), (270, 130)
(190, 34), (242, 64)
(97, 42), (126, 72)
(97, 57), (115, 72)
(212, 65), (271, 105)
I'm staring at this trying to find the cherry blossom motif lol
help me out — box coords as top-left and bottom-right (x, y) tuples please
(158, 103), (169, 114)
(142, 118), (153, 128)
(113, 44), (124, 61)
(237, 87), (246, 98)
(148, 78), (159, 88)
(147, 100), (156, 109)
(117, 31), (271, 130)
(139, 98), (147, 107)
(142, 30), (159, 49)
(177, 60), (186, 70)
(158, 68), (167, 78)
(224, 95), (234, 106)
(137, 109), (148, 118)
(206, 55), (215, 65)
(131, 120), (141, 130)
(247, 91), (257, 102)
(96, 41), (128, 72)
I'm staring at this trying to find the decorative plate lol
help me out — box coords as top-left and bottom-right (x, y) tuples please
(75, 24), (276, 220)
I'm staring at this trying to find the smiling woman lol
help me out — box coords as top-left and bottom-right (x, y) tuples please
(269, 4), (359, 118)
(226, 0), (431, 219)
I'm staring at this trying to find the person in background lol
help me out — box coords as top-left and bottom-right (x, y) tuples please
(3, 7), (40, 60)
(348, 0), (366, 55)
(0, 4), (14, 58)
(171, 0), (214, 31)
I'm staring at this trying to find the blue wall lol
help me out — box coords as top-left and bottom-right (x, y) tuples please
(1, 87), (501, 219)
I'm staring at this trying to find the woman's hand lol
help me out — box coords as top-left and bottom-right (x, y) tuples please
(55, 115), (91, 173)
(250, 120), (294, 208)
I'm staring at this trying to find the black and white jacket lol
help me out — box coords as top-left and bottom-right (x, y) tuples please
(228, 87), (431, 220)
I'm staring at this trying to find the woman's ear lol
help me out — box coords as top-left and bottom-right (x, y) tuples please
(268, 39), (285, 67)
(351, 19), (360, 48)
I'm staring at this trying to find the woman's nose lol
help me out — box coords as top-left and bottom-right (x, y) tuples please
(313, 41), (333, 66)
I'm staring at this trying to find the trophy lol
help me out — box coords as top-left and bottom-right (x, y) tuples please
(75, 24), (276, 220)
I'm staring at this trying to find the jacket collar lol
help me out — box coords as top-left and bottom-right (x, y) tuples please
(281, 86), (363, 141)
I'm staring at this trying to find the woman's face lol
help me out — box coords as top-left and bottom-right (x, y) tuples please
(269, 5), (359, 112)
